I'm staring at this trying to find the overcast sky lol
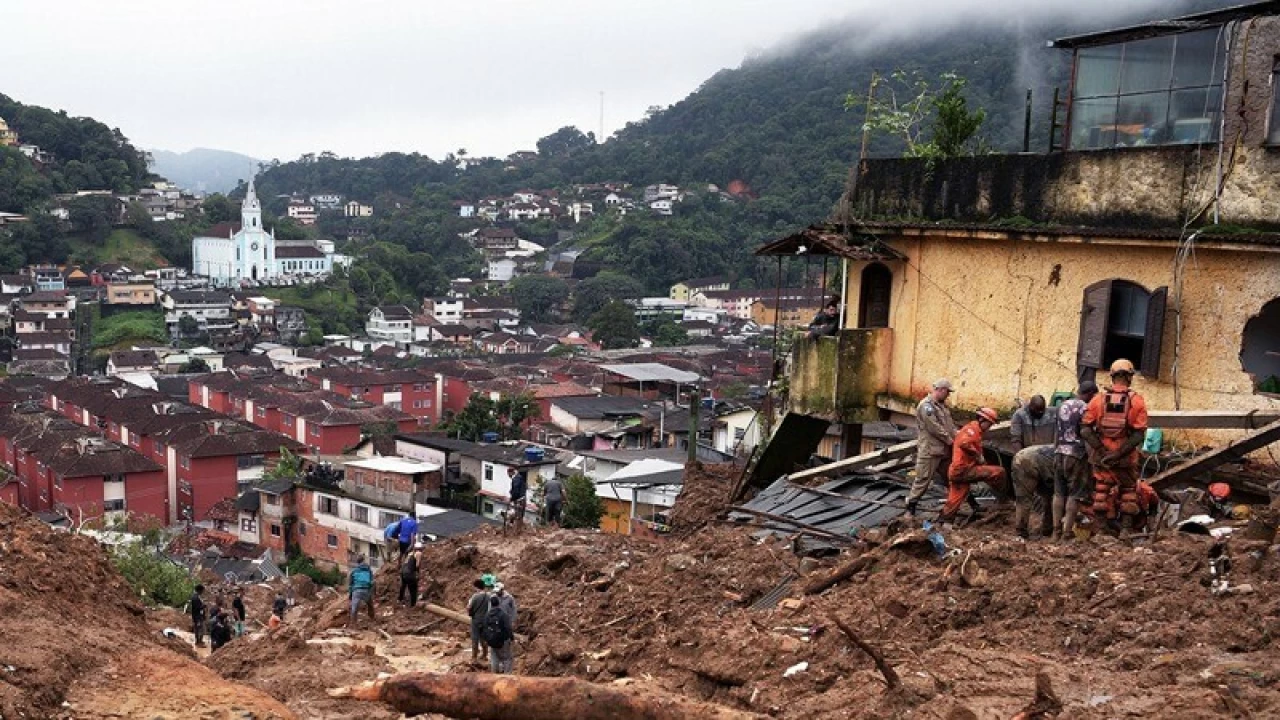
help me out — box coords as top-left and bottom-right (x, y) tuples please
(2, 0), (1177, 162)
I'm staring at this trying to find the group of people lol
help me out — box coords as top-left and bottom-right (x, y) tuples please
(466, 574), (519, 674)
(907, 358), (1155, 537)
(189, 585), (253, 651)
(506, 467), (566, 531)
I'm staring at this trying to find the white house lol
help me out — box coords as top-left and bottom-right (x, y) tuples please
(366, 305), (415, 345)
(649, 199), (674, 216)
(486, 258), (519, 283)
(456, 202), (476, 218)
(309, 193), (343, 209)
(344, 201), (373, 218)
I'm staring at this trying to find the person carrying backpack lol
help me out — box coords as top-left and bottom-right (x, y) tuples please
(347, 555), (376, 628)
(466, 578), (491, 665)
(482, 594), (514, 674)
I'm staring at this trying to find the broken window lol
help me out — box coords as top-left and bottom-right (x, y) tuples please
(1069, 28), (1226, 150)
(1241, 298), (1280, 395)
(857, 263), (893, 329)
(1269, 58), (1280, 145)
(1076, 280), (1168, 379)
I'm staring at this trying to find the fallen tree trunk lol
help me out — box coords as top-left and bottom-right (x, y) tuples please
(423, 603), (471, 625)
(330, 672), (767, 720)
(831, 615), (900, 690)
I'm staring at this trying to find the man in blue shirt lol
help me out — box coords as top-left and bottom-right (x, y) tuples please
(397, 513), (419, 564)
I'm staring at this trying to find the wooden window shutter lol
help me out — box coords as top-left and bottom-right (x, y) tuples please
(1141, 286), (1169, 377)
(1076, 279), (1113, 380)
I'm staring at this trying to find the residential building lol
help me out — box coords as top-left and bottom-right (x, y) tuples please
(287, 202), (317, 225)
(19, 291), (73, 318)
(307, 367), (457, 425)
(475, 332), (534, 355)
(628, 297), (687, 321)
(648, 199), (674, 216)
(12, 310), (74, 337)
(485, 257), (519, 283)
(107, 350), (159, 376)
(162, 290), (232, 335)
(455, 201), (476, 218)
(467, 227), (520, 252)
(344, 201), (373, 218)
(750, 297), (825, 328)
(423, 297), (464, 324)
(275, 244), (333, 276)
(309, 193), (343, 209)
(670, 276), (729, 302)
(692, 287), (827, 320)
(343, 455), (443, 505)
(643, 184), (680, 203)
(105, 280), (156, 306)
(457, 443), (559, 524)
(275, 306), (307, 344)
(764, 2), (1280, 454)
(366, 305), (415, 346)
(0, 116), (16, 146)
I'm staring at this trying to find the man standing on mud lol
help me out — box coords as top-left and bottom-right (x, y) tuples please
(190, 584), (207, 647)
(906, 379), (958, 517)
(1082, 359), (1149, 533)
(467, 578), (491, 666)
(1054, 380), (1098, 539)
(508, 467), (529, 532)
(347, 555), (376, 629)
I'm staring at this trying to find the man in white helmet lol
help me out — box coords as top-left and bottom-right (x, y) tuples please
(905, 378), (957, 517)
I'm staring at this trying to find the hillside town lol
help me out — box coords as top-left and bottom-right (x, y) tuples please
(1, 2), (1280, 719)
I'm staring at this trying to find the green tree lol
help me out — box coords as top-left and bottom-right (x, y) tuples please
(495, 392), (540, 441)
(201, 193), (237, 224)
(511, 275), (568, 323)
(112, 543), (196, 608)
(847, 70), (985, 161)
(572, 271), (645, 323)
(177, 314), (199, 338)
(263, 446), (303, 483)
(439, 393), (500, 441)
(588, 300), (640, 350)
(177, 356), (210, 374)
(561, 474), (605, 529)
(536, 126), (596, 157)
(644, 318), (689, 347)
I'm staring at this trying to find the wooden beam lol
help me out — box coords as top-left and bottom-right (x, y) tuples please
(1147, 410), (1280, 430)
(1148, 418), (1280, 489)
(789, 421), (1010, 482)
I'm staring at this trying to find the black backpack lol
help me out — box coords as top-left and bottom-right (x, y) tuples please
(481, 606), (511, 648)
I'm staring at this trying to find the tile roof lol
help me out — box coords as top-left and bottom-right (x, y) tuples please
(275, 245), (326, 259)
(197, 222), (242, 238)
(109, 350), (158, 368)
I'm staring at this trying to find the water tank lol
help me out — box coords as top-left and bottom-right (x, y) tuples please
(524, 446), (546, 462)
(481, 431), (500, 443)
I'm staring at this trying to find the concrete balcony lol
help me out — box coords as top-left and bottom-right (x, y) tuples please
(789, 329), (893, 423)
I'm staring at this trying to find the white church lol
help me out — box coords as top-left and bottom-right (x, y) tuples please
(191, 178), (342, 286)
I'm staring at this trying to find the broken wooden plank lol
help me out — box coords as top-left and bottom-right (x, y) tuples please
(1148, 418), (1280, 489)
(1147, 410), (1280, 429)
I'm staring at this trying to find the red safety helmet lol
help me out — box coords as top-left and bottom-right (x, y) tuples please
(976, 407), (999, 424)
(1208, 483), (1231, 502)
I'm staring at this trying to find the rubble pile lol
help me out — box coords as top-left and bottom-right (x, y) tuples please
(666, 461), (741, 532)
(0, 504), (294, 719)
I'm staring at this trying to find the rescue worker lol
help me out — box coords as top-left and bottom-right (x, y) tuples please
(1011, 444), (1056, 540)
(1081, 359), (1149, 532)
(1053, 381), (1099, 540)
(1010, 395), (1055, 452)
(941, 407), (1008, 523)
(905, 378), (957, 517)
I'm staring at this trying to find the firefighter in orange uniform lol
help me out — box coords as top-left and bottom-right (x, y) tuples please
(942, 407), (1008, 522)
(1081, 358), (1149, 530)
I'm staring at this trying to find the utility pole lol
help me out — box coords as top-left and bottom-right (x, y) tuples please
(687, 384), (700, 465)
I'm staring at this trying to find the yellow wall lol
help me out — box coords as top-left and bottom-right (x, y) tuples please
(600, 498), (631, 535)
(841, 234), (1280, 445)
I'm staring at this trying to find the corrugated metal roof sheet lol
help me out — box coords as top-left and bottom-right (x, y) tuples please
(598, 363), (701, 384)
(731, 473), (942, 541)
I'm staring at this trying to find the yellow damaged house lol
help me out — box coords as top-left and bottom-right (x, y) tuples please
(759, 2), (1280, 458)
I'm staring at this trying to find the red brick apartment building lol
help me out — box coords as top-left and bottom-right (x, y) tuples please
(305, 367), (461, 426)
(0, 407), (165, 527)
(44, 378), (302, 524)
(189, 370), (419, 456)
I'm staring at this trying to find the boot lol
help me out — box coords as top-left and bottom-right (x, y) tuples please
(905, 500), (918, 518)
(1014, 502), (1030, 539)
(1040, 501), (1055, 538)
(1063, 498), (1080, 540)
(1051, 496), (1066, 541)
(967, 494), (983, 519)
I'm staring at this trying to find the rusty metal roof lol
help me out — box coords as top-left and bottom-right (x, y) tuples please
(836, 220), (1280, 249)
(755, 224), (907, 260)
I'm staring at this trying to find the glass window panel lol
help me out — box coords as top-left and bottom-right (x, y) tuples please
(1120, 36), (1174, 94)
(1109, 285), (1149, 337)
(1115, 92), (1171, 146)
(1172, 29), (1226, 89)
(1070, 97), (1120, 149)
(1270, 64), (1280, 145)
(1168, 86), (1223, 143)
(1075, 44), (1123, 97)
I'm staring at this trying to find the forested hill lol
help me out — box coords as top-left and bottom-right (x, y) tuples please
(254, 2), (1228, 227)
(0, 93), (152, 212)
